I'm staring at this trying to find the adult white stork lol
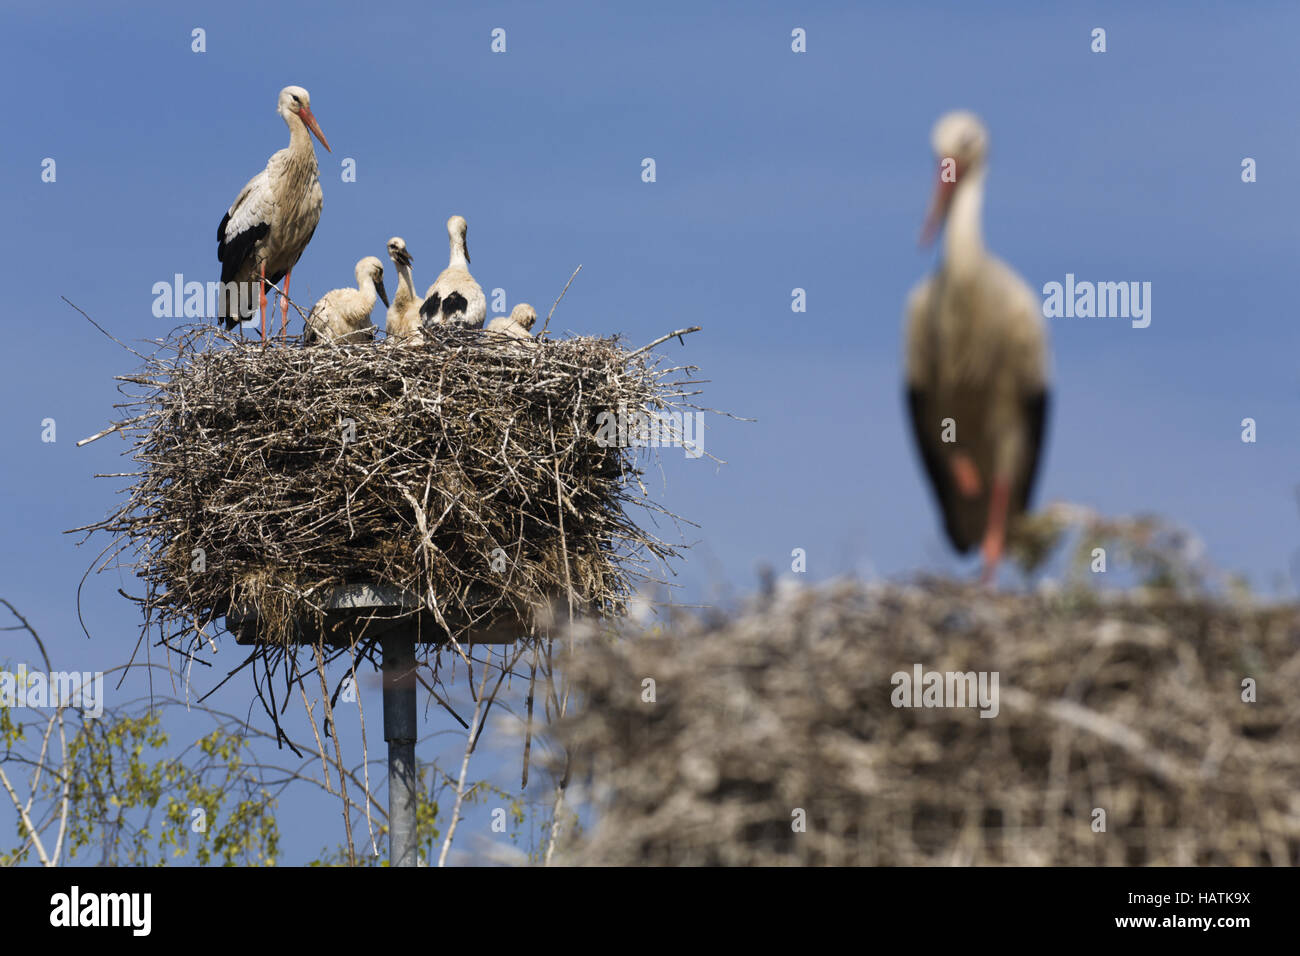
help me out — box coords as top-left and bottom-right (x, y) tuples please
(904, 111), (1050, 585)
(484, 303), (537, 343)
(384, 237), (424, 344)
(217, 85), (330, 341)
(303, 256), (388, 345)
(419, 215), (486, 331)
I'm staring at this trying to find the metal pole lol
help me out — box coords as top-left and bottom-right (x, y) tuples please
(383, 623), (418, 866)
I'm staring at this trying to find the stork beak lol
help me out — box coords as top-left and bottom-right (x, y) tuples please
(299, 106), (331, 153)
(919, 165), (957, 247)
(376, 278), (390, 308)
(394, 249), (412, 269)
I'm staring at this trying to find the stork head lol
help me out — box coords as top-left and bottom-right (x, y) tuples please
(387, 237), (413, 270)
(357, 256), (389, 307)
(920, 110), (988, 245)
(278, 86), (331, 153)
(447, 215), (470, 264)
(510, 303), (537, 331)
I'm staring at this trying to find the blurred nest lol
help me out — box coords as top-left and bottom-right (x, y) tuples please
(556, 578), (1300, 865)
(78, 323), (703, 651)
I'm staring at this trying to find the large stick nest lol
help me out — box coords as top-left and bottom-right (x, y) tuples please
(555, 579), (1300, 865)
(80, 324), (701, 650)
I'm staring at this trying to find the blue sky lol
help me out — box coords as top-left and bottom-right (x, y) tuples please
(1, 0), (1297, 863)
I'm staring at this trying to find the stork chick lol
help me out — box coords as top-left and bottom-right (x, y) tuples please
(904, 111), (1051, 586)
(419, 215), (486, 331)
(484, 303), (538, 344)
(385, 237), (424, 344)
(304, 256), (388, 345)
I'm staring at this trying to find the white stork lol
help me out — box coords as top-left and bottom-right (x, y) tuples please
(303, 257), (388, 345)
(384, 237), (424, 344)
(217, 85), (330, 341)
(904, 111), (1051, 585)
(419, 215), (486, 331)
(484, 303), (537, 343)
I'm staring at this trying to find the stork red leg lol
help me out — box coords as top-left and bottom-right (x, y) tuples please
(259, 264), (268, 343)
(281, 269), (291, 342)
(980, 478), (1010, 586)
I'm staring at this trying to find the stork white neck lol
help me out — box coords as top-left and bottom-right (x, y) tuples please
(356, 273), (380, 310)
(281, 108), (316, 160)
(447, 237), (469, 270)
(395, 258), (415, 297)
(944, 165), (987, 277)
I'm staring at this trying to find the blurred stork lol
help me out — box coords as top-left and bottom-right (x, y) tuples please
(904, 111), (1051, 585)
(217, 85), (331, 341)
(303, 256), (388, 345)
(419, 215), (486, 331)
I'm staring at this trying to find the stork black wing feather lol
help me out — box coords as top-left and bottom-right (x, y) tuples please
(216, 215), (270, 329)
(1016, 390), (1050, 513)
(217, 219), (269, 285)
(442, 292), (468, 318)
(419, 293), (441, 324)
(906, 387), (974, 553)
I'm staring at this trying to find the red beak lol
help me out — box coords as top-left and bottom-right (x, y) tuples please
(299, 105), (331, 153)
(919, 163), (957, 246)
